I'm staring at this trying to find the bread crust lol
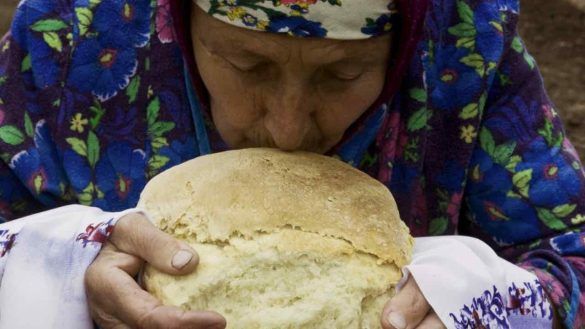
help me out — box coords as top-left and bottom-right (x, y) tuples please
(138, 148), (413, 267)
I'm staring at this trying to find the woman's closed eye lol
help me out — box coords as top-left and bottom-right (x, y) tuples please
(320, 61), (366, 82)
(328, 69), (364, 81)
(224, 56), (272, 74)
(318, 66), (364, 83)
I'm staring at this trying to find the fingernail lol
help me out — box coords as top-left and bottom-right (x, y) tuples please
(387, 312), (406, 329)
(172, 250), (193, 269)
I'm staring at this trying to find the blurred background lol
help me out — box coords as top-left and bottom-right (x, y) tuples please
(1, 0), (584, 159)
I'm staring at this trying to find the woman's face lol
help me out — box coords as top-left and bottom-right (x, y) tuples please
(191, 6), (392, 153)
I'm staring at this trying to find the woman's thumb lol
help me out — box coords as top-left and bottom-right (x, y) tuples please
(109, 212), (199, 275)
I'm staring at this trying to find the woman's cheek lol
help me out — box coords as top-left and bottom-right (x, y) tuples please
(316, 83), (380, 134)
(209, 83), (266, 148)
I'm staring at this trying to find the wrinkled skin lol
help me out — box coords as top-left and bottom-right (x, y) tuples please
(85, 5), (446, 329)
(86, 213), (227, 329)
(191, 6), (391, 153)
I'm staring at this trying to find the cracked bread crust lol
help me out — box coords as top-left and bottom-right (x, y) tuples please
(137, 148), (413, 267)
(139, 148), (413, 328)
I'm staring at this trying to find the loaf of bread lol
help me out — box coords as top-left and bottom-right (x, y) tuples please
(139, 148), (413, 329)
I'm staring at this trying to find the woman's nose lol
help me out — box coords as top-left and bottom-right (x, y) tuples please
(264, 83), (314, 151)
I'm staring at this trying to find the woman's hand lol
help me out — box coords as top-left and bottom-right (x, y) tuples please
(381, 277), (446, 329)
(85, 213), (226, 329)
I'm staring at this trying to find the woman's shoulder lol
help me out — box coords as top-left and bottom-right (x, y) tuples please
(422, 0), (522, 61)
(2, 0), (186, 125)
(0, 0), (191, 214)
(7, 0), (179, 95)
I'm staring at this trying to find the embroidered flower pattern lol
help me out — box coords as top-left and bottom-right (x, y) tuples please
(76, 218), (115, 248)
(0, 230), (17, 257)
(450, 281), (553, 328)
(203, 0), (395, 38)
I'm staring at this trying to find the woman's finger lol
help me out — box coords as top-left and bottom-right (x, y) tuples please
(86, 243), (226, 329)
(415, 311), (446, 329)
(109, 212), (199, 275)
(381, 276), (431, 329)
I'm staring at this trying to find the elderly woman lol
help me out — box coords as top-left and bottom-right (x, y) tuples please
(0, 0), (583, 328)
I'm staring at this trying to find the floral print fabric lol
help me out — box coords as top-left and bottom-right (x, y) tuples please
(450, 281), (552, 328)
(0, 0), (584, 327)
(193, 0), (399, 39)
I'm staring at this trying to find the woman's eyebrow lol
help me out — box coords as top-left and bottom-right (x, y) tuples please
(325, 55), (383, 66)
(299, 37), (391, 64)
(301, 46), (388, 67)
(212, 44), (383, 67)
(198, 33), (283, 61)
(197, 30), (388, 65)
(204, 43), (274, 63)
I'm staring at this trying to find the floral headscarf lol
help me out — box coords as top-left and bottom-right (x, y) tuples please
(193, 0), (400, 39)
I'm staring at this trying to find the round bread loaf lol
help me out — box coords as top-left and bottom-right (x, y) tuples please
(139, 148), (413, 329)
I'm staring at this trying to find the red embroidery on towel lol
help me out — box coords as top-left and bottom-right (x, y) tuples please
(76, 218), (115, 247)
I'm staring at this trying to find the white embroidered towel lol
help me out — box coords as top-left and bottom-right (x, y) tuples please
(0, 207), (555, 329)
(403, 236), (554, 329)
(0, 205), (139, 328)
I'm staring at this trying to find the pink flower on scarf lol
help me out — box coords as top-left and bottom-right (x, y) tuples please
(280, 0), (318, 5)
(156, 0), (175, 44)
